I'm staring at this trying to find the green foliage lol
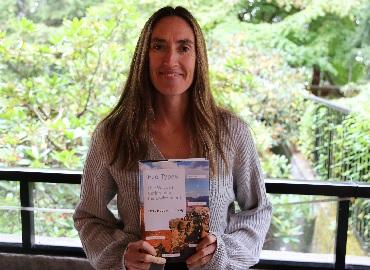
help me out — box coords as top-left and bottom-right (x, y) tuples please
(352, 198), (370, 253)
(232, 0), (370, 85)
(33, 183), (80, 237)
(298, 101), (369, 183)
(261, 155), (291, 179)
(346, 2), (370, 81)
(338, 82), (370, 114)
(209, 41), (307, 178)
(237, 0), (303, 23)
(298, 101), (316, 162)
(0, 1), (144, 169)
(0, 0), (102, 28)
(0, 0), (18, 27)
(336, 114), (370, 182)
(269, 194), (315, 250)
(0, 181), (21, 234)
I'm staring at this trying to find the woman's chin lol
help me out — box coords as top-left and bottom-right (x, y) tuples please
(154, 86), (189, 97)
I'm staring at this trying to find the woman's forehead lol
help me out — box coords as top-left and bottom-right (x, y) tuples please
(151, 16), (195, 41)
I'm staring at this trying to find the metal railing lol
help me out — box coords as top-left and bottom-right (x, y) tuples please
(306, 94), (370, 254)
(0, 168), (369, 270)
(307, 94), (369, 182)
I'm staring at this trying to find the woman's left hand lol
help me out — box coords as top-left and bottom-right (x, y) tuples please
(186, 234), (217, 269)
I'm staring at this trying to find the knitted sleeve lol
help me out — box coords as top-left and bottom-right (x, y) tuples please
(204, 119), (272, 270)
(73, 126), (139, 270)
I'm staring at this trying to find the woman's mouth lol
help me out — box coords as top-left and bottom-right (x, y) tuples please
(159, 71), (183, 78)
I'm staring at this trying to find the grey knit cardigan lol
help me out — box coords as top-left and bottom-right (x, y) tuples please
(73, 113), (272, 270)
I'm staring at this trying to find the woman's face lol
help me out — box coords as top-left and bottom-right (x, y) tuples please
(149, 16), (196, 97)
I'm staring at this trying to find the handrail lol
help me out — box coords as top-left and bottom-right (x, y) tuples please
(0, 167), (81, 183)
(1, 167), (369, 198)
(265, 178), (370, 198)
(303, 93), (351, 115)
(0, 168), (369, 270)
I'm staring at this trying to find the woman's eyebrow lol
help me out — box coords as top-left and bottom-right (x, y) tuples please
(151, 37), (194, 45)
(151, 38), (166, 43)
(178, 39), (194, 46)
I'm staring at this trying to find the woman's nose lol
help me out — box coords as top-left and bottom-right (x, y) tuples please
(163, 48), (177, 66)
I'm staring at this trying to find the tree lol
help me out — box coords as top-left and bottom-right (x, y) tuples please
(0, 1), (142, 168)
(0, 0), (102, 27)
(235, 0), (369, 90)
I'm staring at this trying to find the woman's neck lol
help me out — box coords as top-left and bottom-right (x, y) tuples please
(153, 92), (189, 131)
(150, 91), (192, 159)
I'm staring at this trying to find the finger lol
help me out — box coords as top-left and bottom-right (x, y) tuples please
(196, 234), (217, 251)
(186, 243), (216, 265)
(129, 240), (157, 256)
(125, 261), (149, 270)
(137, 253), (166, 264)
(187, 254), (213, 269)
(127, 241), (142, 252)
(126, 260), (151, 270)
(134, 262), (151, 270)
(139, 241), (157, 256)
(129, 265), (148, 270)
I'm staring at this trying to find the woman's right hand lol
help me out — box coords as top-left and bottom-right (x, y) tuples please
(124, 240), (166, 270)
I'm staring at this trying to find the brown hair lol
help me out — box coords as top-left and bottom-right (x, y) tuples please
(101, 6), (228, 175)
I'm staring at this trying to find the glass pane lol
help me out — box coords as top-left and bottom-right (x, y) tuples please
(346, 198), (370, 267)
(0, 181), (21, 243)
(33, 182), (81, 246)
(262, 194), (336, 264)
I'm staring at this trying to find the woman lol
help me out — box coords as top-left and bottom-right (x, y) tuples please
(74, 6), (272, 270)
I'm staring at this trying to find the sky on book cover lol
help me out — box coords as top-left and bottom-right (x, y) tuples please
(139, 160), (209, 206)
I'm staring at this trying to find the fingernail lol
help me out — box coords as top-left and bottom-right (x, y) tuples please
(157, 257), (166, 264)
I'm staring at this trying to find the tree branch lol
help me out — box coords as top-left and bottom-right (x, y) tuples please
(46, 136), (64, 151)
(75, 11), (123, 118)
(76, 47), (102, 118)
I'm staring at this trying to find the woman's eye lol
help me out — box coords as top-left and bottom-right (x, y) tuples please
(152, 44), (163, 51)
(180, 46), (190, 53)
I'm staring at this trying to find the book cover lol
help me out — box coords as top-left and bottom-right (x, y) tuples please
(139, 159), (210, 263)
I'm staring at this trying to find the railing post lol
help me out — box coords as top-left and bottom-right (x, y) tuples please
(335, 199), (350, 270)
(313, 105), (321, 165)
(20, 181), (35, 250)
(328, 128), (333, 179)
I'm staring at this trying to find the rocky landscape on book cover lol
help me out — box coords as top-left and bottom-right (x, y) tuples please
(139, 159), (210, 263)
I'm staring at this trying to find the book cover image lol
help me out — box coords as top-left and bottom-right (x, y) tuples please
(139, 159), (210, 263)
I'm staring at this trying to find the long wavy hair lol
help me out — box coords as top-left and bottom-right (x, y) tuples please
(102, 6), (228, 176)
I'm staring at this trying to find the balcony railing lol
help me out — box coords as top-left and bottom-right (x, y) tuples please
(0, 168), (369, 270)
(306, 94), (369, 254)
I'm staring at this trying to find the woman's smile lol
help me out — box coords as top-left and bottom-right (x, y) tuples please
(158, 70), (184, 78)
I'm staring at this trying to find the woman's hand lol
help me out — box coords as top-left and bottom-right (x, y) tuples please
(186, 234), (217, 269)
(124, 240), (166, 270)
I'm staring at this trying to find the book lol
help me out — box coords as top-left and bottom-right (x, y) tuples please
(139, 159), (210, 263)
